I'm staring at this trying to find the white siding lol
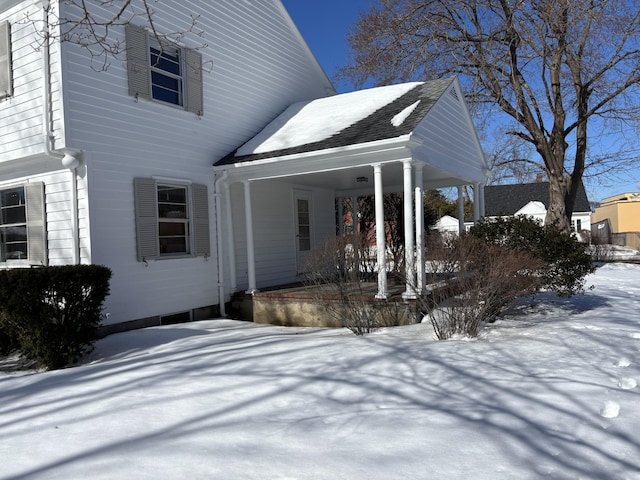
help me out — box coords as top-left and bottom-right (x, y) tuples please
(0, 1), (65, 160)
(229, 180), (335, 291)
(412, 85), (486, 183)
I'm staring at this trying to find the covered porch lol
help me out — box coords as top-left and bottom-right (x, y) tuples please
(212, 78), (488, 322)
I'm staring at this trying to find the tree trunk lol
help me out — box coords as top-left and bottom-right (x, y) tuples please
(546, 174), (570, 233)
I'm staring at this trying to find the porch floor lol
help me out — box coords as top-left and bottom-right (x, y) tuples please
(229, 281), (420, 328)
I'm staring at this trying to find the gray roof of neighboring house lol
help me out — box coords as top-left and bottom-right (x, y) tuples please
(484, 181), (591, 216)
(215, 77), (455, 166)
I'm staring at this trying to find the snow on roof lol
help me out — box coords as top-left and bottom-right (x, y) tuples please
(391, 100), (421, 127)
(236, 82), (422, 156)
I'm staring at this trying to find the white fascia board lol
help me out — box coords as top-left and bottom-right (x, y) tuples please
(214, 135), (412, 183)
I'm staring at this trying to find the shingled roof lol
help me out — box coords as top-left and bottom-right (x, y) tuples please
(484, 181), (591, 216)
(215, 78), (455, 166)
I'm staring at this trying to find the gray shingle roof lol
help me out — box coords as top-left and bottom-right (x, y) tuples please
(215, 78), (454, 166)
(484, 181), (591, 216)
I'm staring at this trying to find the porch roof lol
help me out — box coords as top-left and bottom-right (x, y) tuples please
(213, 76), (488, 192)
(216, 78), (453, 165)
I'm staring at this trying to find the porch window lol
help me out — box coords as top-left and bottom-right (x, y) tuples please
(0, 183), (47, 264)
(0, 21), (12, 100)
(125, 24), (203, 115)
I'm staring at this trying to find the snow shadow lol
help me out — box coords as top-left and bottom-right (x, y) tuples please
(1, 314), (639, 479)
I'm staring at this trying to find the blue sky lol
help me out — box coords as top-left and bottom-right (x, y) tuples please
(282, 1), (639, 202)
(282, 0), (372, 93)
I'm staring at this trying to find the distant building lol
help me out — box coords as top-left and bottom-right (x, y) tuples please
(484, 181), (591, 240)
(591, 193), (640, 250)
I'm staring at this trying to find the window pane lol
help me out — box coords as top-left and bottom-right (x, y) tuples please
(159, 222), (186, 236)
(297, 199), (309, 213)
(299, 238), (311, 251)
(158, 204), (187, 219)
(151, 74), (181, 105)
(150, 47), (181, 75)
(159, 236), (188, 254)
(298, 225), (310, 237)
(1, 225), (27, 260)
(1, 187), (24, 207)
(158, 186), (186, 203)
(158, 186), (187, 218)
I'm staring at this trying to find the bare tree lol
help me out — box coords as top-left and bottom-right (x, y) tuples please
(26, 0), (204, 70)
(341, 0), (640, 232)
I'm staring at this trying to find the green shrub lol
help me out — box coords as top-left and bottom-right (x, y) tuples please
(470, 216), (594, 297)
(0, 265), (112, 369)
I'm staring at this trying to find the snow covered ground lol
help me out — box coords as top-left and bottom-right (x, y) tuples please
(1, 263), (640, 479)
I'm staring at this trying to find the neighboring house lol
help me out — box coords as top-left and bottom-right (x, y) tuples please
(434, 215), (473, 235)
(484, 181), (591, 240)
(1, 0), (488, 329)
(591, 193), (640, 250)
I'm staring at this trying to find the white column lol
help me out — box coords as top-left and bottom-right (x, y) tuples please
(337, 197), (344, 236)
(457, 186), (465, 234)
(243, 180), (257, 294)
(352, 195), (360, 276)
(414, 163), (425, 293)
(373, 164), (387, 299)
(403, 160), (416, 299)
(479, 183), (486, 218)
(473, 182), (481, 223)
(224, 182), (237, 291)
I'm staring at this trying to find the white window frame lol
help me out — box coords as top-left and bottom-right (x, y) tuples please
(149, 40), (184, 107)
(157, 183), (191, 256)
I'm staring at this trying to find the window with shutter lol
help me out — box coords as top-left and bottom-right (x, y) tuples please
(0, 182), (47, 265)
(0, 21), (12, 100)
(126, 24), (203, 114)
(134, 179), (209, 262)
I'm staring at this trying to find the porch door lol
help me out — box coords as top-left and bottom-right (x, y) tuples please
(294, 191), (312, 274)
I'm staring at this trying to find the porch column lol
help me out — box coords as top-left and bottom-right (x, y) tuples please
(414, 163), (425, 293)
(403, 160), (416, 299)
(373, 164), (387, 299)
(224, 182), (237, 291)
(479, 183), (486, 218)
(473, 182), (481, 223)
(457, 186), (465, 234)
(352, 195), (360, 276)
(337, 197), (344, 235)
(243, 180), (258, 294)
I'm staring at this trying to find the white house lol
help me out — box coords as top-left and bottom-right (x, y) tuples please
(484, 181), (592, 240)
(435, 215), (473, 236)
(1, 0), (489, 330)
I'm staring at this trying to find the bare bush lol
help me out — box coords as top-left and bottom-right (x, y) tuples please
(303, 237), (412, 335)
(418, 235), (544, 340)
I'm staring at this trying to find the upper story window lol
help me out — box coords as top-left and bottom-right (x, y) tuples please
(0, 21), (13, 100)
(125, 24), (203, 115)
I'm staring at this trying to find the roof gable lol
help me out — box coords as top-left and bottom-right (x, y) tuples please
(215, 78), (455, 166)
(484, 181), (591, 216)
